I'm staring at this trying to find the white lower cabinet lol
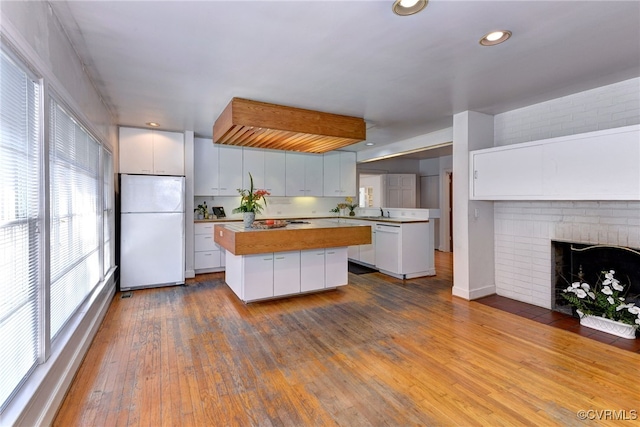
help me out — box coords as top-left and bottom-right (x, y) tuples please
(244, 254), (274, 301)
(226, 247), (348, 302)
(274, 251), (301, 296)
(344, 220), (375, 266)
(301, 249), (326, 292)
(325, 247), (348, 288)
(194, 222), (224, 272)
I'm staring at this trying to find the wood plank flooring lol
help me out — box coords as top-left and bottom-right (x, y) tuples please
(54, 252), (640, 426)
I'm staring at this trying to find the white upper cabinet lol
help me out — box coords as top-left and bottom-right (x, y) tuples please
(242, 148), (266, 190)
(285, 152), (323, 196)
(470, 125), (640, 200)
(263, 150), (286, 196)
(194, 137), (219, 196)
(218, 145), (243, 196)
(471, 145), (543, 199)
(193, 141), (242, 196)
(119, 128), (152, 174)
(323, 151), (356, 197)
(152, 131), (184, 175)
(119, 127), (184, 175)
(242, 148), (286, 196)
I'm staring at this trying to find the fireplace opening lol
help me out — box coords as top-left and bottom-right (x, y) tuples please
(552, 241), (640, 316)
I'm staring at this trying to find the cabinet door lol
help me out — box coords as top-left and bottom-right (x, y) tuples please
(119, 127), (153, 174)
(243, 148), (265, 190)
(194, 138), (219, 195)
(471, 146), (543, 199)
(304, 154), (324, 196)
(323, 152), (342, 196)
(264, 150), (286, 196)
(386, 174), (417, 208)
(325, 247), (348, 287)
(194, 233), (217, 251)
(244, 254), (274, 301)
(273, 251), (301, 296)
(300, 249), (325, 292)
(153, 131), (184, 175)
(218, 146), (243, 195)
(285, 152), (306, 196)
(359, 229), (375, 265)
(194, 250), (221, 269)
(339, 151), (356, 197)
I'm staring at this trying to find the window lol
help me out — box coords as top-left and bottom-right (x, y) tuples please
(0, 49), (41, 411)
(49, 100), (102, 338)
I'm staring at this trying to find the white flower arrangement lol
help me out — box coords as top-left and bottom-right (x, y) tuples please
(562, 270), (640, 327)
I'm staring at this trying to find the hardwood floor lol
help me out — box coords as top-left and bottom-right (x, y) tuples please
(54, 252), (640, 426)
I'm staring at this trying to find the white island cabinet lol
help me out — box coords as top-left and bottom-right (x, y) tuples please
(216, 220), (370, 303)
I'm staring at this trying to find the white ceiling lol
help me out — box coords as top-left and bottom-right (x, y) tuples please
(51, 0), (640, 157)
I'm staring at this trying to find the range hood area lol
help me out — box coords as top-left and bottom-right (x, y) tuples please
(212, 98), (366, 154)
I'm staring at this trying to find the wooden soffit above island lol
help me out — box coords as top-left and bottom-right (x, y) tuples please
(212, 98), (366, 154)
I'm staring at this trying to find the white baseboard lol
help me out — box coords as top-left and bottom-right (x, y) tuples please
(452, 284), (495, 300)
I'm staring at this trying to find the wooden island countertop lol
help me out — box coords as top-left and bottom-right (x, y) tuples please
(214, 220), (371, 255)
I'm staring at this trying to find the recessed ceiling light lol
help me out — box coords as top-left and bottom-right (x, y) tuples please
(146, 122), (160, 127)
(365, 142), (375, 146)
(479, 30), (512, 46)
(392, 0), (428, 16)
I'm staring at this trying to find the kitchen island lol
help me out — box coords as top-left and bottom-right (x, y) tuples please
(214, 220), (371, 302)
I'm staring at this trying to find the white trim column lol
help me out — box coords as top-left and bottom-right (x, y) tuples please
(452, 111), (496, 300)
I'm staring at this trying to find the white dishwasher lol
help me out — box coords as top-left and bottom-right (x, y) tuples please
(374, 223), (401, 274)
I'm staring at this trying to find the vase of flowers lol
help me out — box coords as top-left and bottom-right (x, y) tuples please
(345, 196), (358, 216)
(333, 197), (358, 217)
(194, 202), (208, 220)
(562, 269), (640, 339)
(233, 173), (270, 228)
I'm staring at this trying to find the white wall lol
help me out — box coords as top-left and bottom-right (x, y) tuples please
(452, 111), (496, 300)
(0, 2), (117, 426)
(357, 157), (421, 174)
(492, 77), (640, 308)
(359, 174), (383, 207)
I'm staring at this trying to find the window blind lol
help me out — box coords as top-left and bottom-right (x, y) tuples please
(103, 149), (114, 274)
(49, 100), (101, 338)
(0, 49), (41, 411)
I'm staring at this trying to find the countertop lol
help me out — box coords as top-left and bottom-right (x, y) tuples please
(196, 216), (429, 224)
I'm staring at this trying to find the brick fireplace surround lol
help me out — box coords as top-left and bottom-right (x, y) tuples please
(493, 201), (640, 309)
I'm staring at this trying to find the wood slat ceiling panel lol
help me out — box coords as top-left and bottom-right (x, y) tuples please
(213, 98), (365, 153)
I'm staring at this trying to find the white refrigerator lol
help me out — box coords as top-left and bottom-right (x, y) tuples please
(120, 174), (185, 291)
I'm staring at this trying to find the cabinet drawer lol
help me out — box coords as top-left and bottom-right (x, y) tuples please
(194, 222), (215, 235)
(195, 250), (221, 269)
(195, 233), (217, 251)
